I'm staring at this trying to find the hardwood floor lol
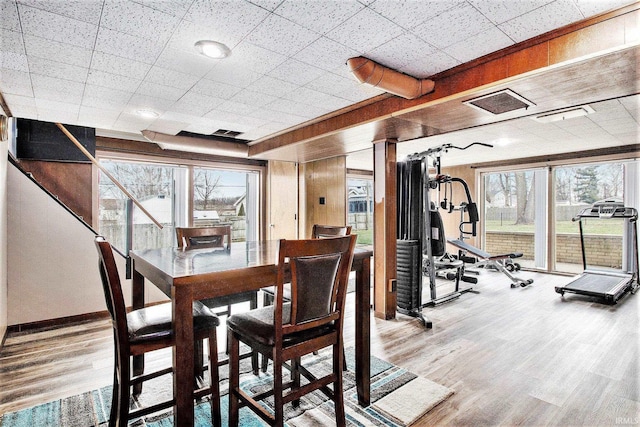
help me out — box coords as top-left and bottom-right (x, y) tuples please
(1, 271), (638, 426)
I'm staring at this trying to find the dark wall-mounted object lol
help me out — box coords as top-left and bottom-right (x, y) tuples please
(16, 119), (95, 162)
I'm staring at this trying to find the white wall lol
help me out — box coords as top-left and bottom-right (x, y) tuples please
(0, 140), (8, 338)
(7, 163), (167, 326)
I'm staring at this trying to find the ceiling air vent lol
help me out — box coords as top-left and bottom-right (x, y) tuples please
(212, 129), (243, 138)
(532, 105), (595, 123)
(463, 89), (535, 115)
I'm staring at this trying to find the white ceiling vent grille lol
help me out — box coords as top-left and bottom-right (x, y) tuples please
(532, 105), (595, 123)
(464, 89), (535, 115)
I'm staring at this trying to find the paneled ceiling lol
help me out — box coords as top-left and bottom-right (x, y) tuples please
(0, 0), (637, 168)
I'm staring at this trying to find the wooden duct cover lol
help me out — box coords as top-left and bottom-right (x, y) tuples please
(347, 56), (435, 100)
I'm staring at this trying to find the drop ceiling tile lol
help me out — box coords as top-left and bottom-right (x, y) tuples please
(1, 28), (25, 54)
(245, 13), (321, 56)
(31, 74), (84, 98)
(293, 36), (360, 72)
(35, 97), (80, 114)
(325, 7), (405, 53)
(78, 104), (120, 122)
(23, 34), (93, 67)
(135, 0), (192, 17)
(191, 78), (242, 100)
(231, 89), (277, 108)
(90, 51), (151, 80)
(245, 75), (298, 98)
(365, 33), (439, 75)
(267, 58), (326, 86)
(266, 98), (329, 118)
(18, 0), (103, 24)
(247, 0), (281, 12)
(274, 0), (365, 35)
(155, 47), (215, 78)
(95, 27), (165, 64)
(18, 4), (98, 49)
(467, 0), (555, 25)
(87, 69), (141, 93)
(204, 62), (263, 88)
(248, 108), (308, 126)
(283, 86), (351, 111)
(113, 114), (157, 133)
(83, 84), (133, 105)
(136, 81), (185, 101)
(399, 49), (461, 77)
(203, 110), (256, 132)
(2, 93), (35, 109)
(224, 41), (288, 75)
(166, 20), (234, 53)
(28, 56), (88, 83)
(305, 72), (359, 98)
(36, 108), (79, 125)
(127, 93), (174, 113)
(8, 104), (37, 118)
(101, 0), (180, 42)
(1, 51), (28, 72)
(573, 0), (635, 16)
(170, 93), (221, 117)
(369, 0), (464, 30)
(446, 26), (514, 63)
(498, 0), (583, 43)
(411, 3), (496, 49)
(183, 0), (270, 45)
(1, 0), (20, 31)
(145, 66), (199, 91)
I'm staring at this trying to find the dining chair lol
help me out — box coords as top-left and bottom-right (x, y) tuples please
(261, 224), (353, 371)
(176, 226), (259, 373)
(176, 225), (231, 250)
(227, 234), (357, 427)
(95, 236), (221, 427)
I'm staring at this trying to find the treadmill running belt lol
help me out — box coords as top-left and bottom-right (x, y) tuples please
(563, 273), (628, 293)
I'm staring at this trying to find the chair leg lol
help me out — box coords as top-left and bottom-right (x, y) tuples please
(273, 349), (284, 427)
(208, 334), (222, 427)
(119, 355), (131, 427)
(333, 343), (346, 427)
(109, 347), (119, 427)
(291, 356), (301, 407)
(228, 332), (241, 427)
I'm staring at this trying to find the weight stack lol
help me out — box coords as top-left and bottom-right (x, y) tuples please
(397, 239), (421, 314)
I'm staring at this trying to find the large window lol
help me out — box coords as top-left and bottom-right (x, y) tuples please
(553, 162), (625, 273)
(480, 160), (633, 273)
(98, 160), (178, 251)
(98, 157), (262, 252)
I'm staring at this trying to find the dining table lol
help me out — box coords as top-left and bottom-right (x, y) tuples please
(130, 240), (373, 427)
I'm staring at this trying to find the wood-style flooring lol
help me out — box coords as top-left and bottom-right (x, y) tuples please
(1, 270), (638, 426)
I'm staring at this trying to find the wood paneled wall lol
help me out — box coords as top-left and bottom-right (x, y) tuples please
(17, 159), (93, 225)
(299, 157), (347, 238)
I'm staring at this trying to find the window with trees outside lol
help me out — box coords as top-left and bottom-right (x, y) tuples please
(481, 160), (632, 274)
(98, 158), (261, 253)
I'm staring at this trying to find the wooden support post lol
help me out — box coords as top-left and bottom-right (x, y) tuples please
(373, 139), (397, 319)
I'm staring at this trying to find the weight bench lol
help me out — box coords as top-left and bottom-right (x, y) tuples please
(447, 238), (533, 288)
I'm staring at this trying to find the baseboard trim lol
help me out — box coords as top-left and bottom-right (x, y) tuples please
(7, 311), (110, 335)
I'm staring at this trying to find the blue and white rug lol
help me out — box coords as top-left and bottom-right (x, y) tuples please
(0, 348), (453, 426)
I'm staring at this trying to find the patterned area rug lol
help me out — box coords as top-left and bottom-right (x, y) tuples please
(0, 348), (453, 427)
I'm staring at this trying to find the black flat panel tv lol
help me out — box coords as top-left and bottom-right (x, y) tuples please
(16, 119), (95, 163)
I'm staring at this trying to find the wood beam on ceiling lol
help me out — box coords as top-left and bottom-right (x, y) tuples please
(248, 4), (640, 164)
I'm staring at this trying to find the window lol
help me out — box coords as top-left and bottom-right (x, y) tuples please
(347, 177), (373, 246)
(553, 162), (625, 273)
(192, 167), (259, 242)
(98, 160), (178, 250)
(98, 157), (263, 252)
(480, 160), (633, 274)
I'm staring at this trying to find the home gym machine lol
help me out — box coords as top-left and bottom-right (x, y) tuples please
(396, 142), (490, 328)
(555, 199), (639, 304)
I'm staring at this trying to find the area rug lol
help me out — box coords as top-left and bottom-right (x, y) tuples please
(0, 348), (452, 427)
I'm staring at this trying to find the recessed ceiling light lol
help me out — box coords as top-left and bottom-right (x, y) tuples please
(136, 109), (159, 119)
(194, 40), (231, 59)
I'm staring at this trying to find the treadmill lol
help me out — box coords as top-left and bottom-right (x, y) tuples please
(555, 199), (639, 304)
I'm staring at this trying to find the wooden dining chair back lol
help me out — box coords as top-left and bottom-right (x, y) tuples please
(311, 224), (352, 239)
(95, 236), (221, 427)
(227, 234), (357, 427)
(176, 225), (231, 250)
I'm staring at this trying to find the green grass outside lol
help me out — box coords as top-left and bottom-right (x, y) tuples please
(486, 219), (624, 235)
(352, 229), (373, 245)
